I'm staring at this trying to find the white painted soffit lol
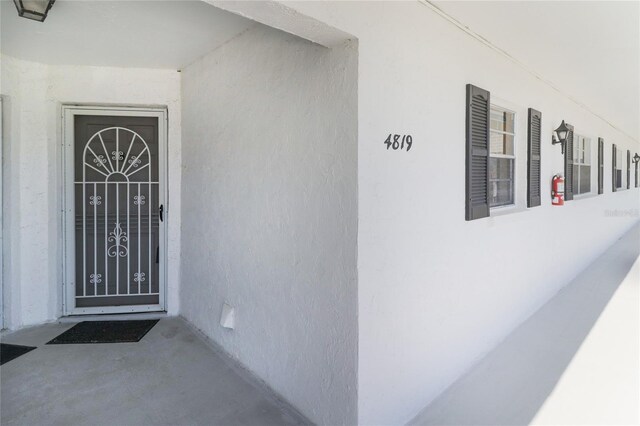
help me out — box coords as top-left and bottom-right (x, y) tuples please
(0, 0), (254, 69)
(426, 0), (640, 143)
(205, 0), (354, 47)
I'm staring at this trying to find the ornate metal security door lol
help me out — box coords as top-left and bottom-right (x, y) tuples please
(66, 111), (165, 314)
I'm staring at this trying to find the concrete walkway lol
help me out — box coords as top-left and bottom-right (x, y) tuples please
(1, 317), (308, 426)
(411, 223), (640, 425)
(2, 224), (638, 426)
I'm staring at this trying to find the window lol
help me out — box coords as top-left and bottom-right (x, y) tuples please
(597, 138), (604, 194)
(627, 150), (631, 190)
(489, 106), (515, 207)
(572, 134), (591, 195)
(616, 148), (623, 189)
(564, 126), (575, 200)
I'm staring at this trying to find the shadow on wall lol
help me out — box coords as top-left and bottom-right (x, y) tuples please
(410, 222), (640, 425)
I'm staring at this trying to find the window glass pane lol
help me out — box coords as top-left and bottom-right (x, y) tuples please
(490, 108), (514, 134)
(490, 133), (514, 156)
(489, 157), (513, 180)
(573, 165), (580, 193)
(490, 181), (514, 207)
(580, 165), (591, 193)
(573, 135), (590, 165)
(489, 157), (514, 207)
(584, 138), (591, 165)
(504, 111), (514, 134)
(490, 110), (503, 132)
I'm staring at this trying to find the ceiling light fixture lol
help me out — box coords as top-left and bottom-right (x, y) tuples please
(13, 0), (56, 22)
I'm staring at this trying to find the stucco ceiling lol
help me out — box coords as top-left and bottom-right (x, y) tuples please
(432, 0), (640, 141)
(0, 0), (254, 69)
(2, 1), (638, 140)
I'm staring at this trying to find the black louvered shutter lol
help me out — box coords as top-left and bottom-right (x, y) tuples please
(597, 138), (604, 194)
(627, 150), (631, 189)
(612, 144), (617, 192)
(563, 125), (574, 201)
(527, 108), (541, 207)
(465, 84), (490, 221)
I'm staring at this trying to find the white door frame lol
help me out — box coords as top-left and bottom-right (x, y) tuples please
(0, 97), (4, 328)
(62, 105), (168, 315)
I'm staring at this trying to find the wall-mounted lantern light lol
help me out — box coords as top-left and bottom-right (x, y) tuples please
(13, 0), (56, 22)
(552, 120), (570, 155)
(633, 153), (640, 164)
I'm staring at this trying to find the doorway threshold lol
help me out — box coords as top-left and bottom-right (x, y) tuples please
(59, 312), (168, 323)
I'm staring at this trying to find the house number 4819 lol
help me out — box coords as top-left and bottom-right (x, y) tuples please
(384, 134), (412, 151)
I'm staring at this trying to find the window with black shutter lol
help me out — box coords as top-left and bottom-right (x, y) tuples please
(527, 108), (541, 207)
(465, 84), (490, 221)
(572, 134), (592, 195)
(563, 124), (575, 201)
(627, 150), (631, 189)
(598, 138), (604, 194)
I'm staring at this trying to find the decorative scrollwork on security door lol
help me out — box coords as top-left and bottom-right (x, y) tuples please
(107, 223), (128, 258)
(128, 155), (142, 168)
(93, 155), (107, 166)
(79, 125), (157, 301)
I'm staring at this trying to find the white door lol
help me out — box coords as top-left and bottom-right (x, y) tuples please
(63, 107), (167, 315)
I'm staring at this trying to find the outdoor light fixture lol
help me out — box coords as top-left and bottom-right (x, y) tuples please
(13, 0), (56, 22)
(552, 120), (570, 154)
(633, 153), (640, 164)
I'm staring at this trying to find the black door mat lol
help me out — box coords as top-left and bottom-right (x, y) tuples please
(47, 320), (159, 344)
(1, 343), (37, 365)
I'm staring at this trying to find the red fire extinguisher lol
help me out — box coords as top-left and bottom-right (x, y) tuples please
(552, 174), (565, 206)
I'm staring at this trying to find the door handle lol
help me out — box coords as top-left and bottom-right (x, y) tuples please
(159, 204), (164, 222)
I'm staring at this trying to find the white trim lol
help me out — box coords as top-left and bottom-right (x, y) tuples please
(59, 312), (168, 322)
(489, 204), (529, 218)
(573, 192), (598, 201)
(0, 97), (4, 329)
(489, 104), (517, 209)
(490, 154), (516, 159)
(62, 105), (168, 316)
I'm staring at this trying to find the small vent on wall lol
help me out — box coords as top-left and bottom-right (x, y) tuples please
(220, 302), (235, 330)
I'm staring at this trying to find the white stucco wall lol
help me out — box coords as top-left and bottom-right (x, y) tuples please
(2, 2), (638, 424)
(0, 54), (182, 329)
(180, 25), (358, 425)
(216, 2), (639, 424)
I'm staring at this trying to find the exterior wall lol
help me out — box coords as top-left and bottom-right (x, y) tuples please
(1, 3), (638, 425)
(0, 55), (181, 329)
(180, 25), (358, 425)
(269, 2), (638, 424)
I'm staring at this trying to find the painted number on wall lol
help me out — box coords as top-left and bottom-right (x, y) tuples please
(384, 134), (412, 151)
